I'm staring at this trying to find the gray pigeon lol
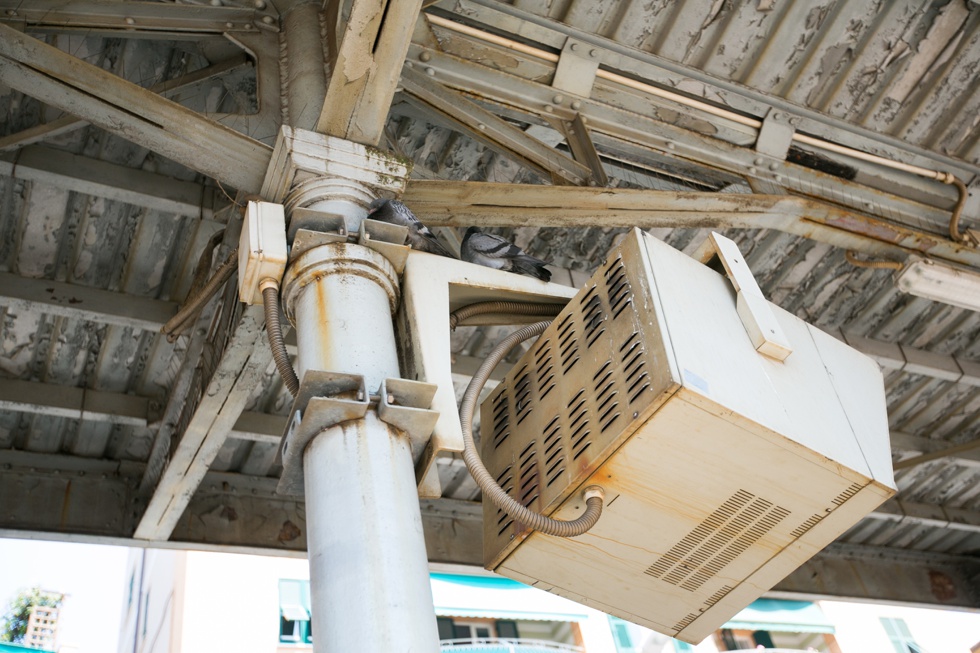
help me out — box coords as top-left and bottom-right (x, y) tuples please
(366, 199), (456, 258)
(461, 227), (552, 282)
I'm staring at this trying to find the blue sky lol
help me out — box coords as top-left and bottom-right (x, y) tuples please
(0, 537), (129, 653)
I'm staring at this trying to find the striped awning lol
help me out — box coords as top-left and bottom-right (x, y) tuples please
(430, 573), (588, 622)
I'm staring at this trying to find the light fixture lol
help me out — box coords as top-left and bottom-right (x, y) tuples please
(894, 256), (980, 313)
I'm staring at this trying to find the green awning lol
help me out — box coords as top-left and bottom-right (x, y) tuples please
(430, 573), (588, 622)
(724, 599), (834, 634)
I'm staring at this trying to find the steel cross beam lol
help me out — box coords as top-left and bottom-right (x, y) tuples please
(0, 0), (278, 35)
(2, 450), (979, 611)
(0, 22), (272, 191)
(403, 181), (980, 269)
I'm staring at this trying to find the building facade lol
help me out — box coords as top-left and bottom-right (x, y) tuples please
(117, 549), (980, 653)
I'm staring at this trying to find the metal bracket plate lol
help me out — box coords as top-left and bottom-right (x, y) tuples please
(377, 377), (439, 463)
(709, 232), (792, 361)
(276, 371), (368, 496)
(359, 219), (410, 273)
(755, 108), (795, 159)
(553, 38), (600, 98)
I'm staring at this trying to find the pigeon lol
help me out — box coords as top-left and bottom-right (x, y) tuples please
(461, 227), (552, 282)
(366, 199), (456, 258)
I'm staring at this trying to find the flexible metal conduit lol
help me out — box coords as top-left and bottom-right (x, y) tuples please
(459, 320), (605, 537)
(161, 248), (238, 342)
(844, 251), (903, 271)
(449, 300), (564, 330)
(262, 280), (300, 397)
(425, 14), (971, 244)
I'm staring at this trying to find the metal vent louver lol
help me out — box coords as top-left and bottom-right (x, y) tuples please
(482, 251), (671, 558)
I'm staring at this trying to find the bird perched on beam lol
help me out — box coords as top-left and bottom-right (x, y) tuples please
(366, 198), (456, 258)
(461, 227), (552, 282)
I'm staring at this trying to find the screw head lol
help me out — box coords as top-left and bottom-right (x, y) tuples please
(477, 123), (486, 131)
(552, 94), (564, 104)
(254, 0), (267, 7)
(262, 15), (274, 24)
(425, 67), (435, 76)
(666, 142), (675, 150)
(570, 43), (579, 51)
(748, 166), (757, 174)
(124, 17), (135, 24)
(419, 51), (431, 62)
(590, 49), (598, 57)
(571, 100), (581, 110)
(754, 157), (764, 165)
(769, 162), (779, 170)
(225, 22), (234, 28)
(774, 174), (783, 182)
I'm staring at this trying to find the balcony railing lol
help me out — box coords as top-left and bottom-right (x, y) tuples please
(439, 637), (583, 653)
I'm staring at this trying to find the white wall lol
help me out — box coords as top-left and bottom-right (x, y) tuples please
(117, 549), (181, 653)
(177, 552), (310, 653)
(819, 600), (980, 653)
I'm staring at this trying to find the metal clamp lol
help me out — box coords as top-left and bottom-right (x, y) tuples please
(276, 371), (368, 496)
(377, 377), (439, 463)
(360, 218), (410, 273)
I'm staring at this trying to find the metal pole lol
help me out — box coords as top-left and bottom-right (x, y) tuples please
(281, 205), (440, 652)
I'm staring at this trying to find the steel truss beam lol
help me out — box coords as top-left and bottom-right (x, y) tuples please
(0, 146), (218, 218)
(449, 0), (980, 181)
(404, 34), (976, 257)
(403, 181), (980, 268)
(0, 0), (278, 35)
(400, 67), (592, 185)
(0, 451), (977, 609)
(0, 23), (271, 191)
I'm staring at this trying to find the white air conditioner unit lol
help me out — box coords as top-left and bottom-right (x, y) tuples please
(480, 229), (896, 644)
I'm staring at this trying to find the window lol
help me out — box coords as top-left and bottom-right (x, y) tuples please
(881, 617), (927, 653)
(495, 620), (519, 639)
(278, 579), (312, 645)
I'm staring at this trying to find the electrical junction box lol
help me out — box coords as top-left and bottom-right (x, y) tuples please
(238, 200), (288, 305)
(480, 228), (896, 644)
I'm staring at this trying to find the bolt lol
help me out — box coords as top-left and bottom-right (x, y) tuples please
(125, 17), (135, 24)
(570, 43), (579, 51)
(773, 112), (781, 120)
(225, 22), (234, 28)
(571, 100), (582, 110)
(419, 52), (431, 62)
(666, 142), (675, 150)
(477, 123), (486, 131)
(568, 128), (576, 135)
(387, 394), (395, 404)
(211, 0), (222, 5)
(754, 157), (764, 165)
(579, 115), (587, 124)
(6, 9), (17, 16)
(425, 67), (435, 76)
(748, 167), (757, 174)
(262, 15), (274, 24)
(543, 105), (553, 113)
(552, 94), (564, 104)
(254, 0), (267, 7)
(244, 23), (252, 29)
(588, 179), (597, 186)
(769, 162), (778, 170)
(590, 49), (598, 58)
(774, 174), (783, 182)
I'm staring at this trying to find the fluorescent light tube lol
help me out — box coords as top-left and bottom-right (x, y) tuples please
(894, 256), (980, 312)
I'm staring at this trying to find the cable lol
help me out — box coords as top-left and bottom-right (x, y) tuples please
(161, 248), (239, 342)
(844, 250), (903, 271)
(459, 320), (605, 537)
(947, 177), (975, 245)
(449, 300), (564, 330)
(262, 280), (300, 397)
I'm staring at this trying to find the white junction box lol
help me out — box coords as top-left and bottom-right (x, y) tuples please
(238, 200), (288, 305)
(481, 228), (896, 644)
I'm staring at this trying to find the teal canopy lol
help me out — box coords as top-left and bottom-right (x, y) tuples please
(724, 599), (835, 634)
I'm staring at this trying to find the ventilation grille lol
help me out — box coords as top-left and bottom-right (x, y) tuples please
(790, 482), (864, 539)
(670, 585), (734, 636)
(645, 490), (790, 592)
(483, 244), (667, 561)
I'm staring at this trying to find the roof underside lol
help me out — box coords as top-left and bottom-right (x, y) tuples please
(0, 0), (979, 612)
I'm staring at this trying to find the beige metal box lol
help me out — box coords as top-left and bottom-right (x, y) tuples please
(480, 228), (896, 644)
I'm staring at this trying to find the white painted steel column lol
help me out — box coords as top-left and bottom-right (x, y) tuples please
(281, 235), (439, 652)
